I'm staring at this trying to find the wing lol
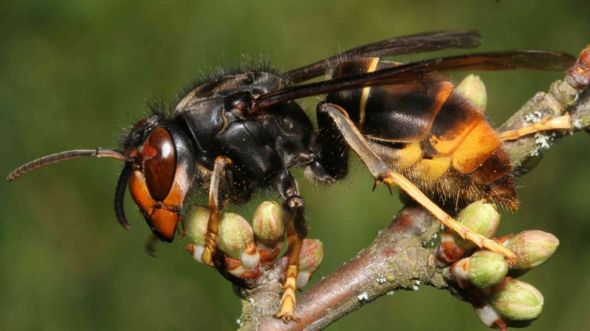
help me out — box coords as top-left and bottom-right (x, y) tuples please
(254, 50), (576, 111)
(284, 30), (482, 83)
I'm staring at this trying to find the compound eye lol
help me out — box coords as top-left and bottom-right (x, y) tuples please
(141, 127), (177, 200)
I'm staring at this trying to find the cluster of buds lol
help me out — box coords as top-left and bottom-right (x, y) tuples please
(183, 201), (323, 288)
(436, 74), (561, 329)
(437, 200), (559, 330)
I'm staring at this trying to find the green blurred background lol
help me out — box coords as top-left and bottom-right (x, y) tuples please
(1, 1), (589, 330)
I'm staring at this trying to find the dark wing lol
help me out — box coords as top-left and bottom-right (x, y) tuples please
(254, 50), (575, 111)
(284, 30), (482, 83)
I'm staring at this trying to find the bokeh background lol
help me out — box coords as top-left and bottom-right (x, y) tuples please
(1, 1), (589, 330)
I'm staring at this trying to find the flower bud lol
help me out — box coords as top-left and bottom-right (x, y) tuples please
(457, 74), (487, 110)
(296, 239), (324, 288)
(451, 251), (508, 289)
(218, 212), (260, 269)
(489, 279), (544, 321)
(458, 201), (500, 240)
(252, 201), (285, 248)
(503, 230), (559, 269)
(436, 201), (500, 264)
(299, 239), (323, 272)
(184, 206), (210, 245)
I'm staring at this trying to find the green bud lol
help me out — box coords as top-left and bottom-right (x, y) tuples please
(456, 74), (487, 110)
(457, 201), (500, 241)
(299, 239), (324, 272)
(489, 279), (544, 321)
(503, 230), (559, 269)
(184, 206), (210, 245)
(454, 201), (500, 251)
(436, 201), (500, 264)
(295, 239), (324, 287)
(252, 201), (285, 247)
(452, 251), (508, 288)
(218, 212), (260, 269)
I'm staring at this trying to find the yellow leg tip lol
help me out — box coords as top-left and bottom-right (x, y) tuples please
(478, 236), (517, 264)
(274, 312), (299, 324)
(454, 222), (518, 263)
(274, 295), (299, 323)
(275, 270), (299, 323)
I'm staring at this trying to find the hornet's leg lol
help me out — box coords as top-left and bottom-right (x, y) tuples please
(314, 98), (351, 180)
(318, 102), (517, 262)
(499, 114), (573, 141)
(201, 156), (232, 267)
(274, 170), (306, 323)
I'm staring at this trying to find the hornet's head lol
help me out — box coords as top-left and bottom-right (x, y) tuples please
(7, 114), (195, 242)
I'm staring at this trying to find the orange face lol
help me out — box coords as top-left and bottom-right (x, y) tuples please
(127, 127), (191, 242)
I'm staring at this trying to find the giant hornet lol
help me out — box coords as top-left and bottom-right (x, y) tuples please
(7, 31), (578, 321)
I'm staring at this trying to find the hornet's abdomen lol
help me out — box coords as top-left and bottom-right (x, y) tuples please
(326, 58), (517, 210)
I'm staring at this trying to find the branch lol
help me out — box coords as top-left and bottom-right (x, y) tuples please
(238, 47), (590, 331)
(500, 71), (590, 173)
(249, 205), (446, 331)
